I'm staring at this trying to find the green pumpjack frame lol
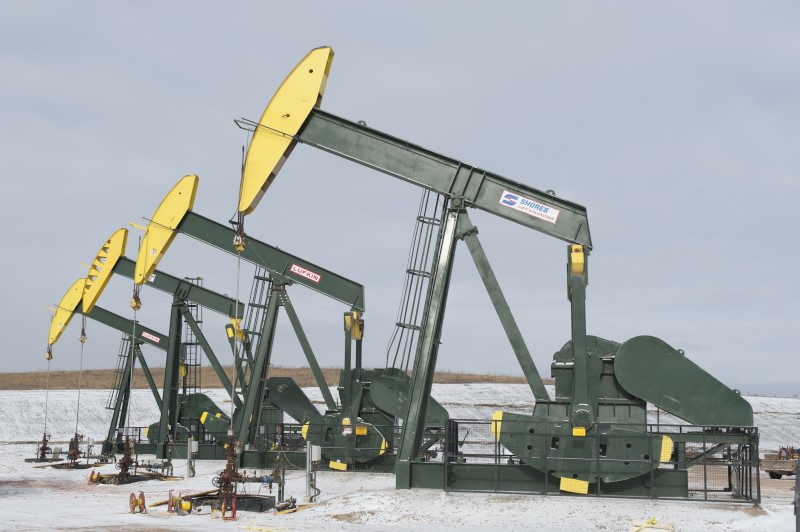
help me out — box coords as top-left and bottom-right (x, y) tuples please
(172, 211), (448, 471)
(273, 106), (755, 494)
(170, 213), (359, 458)
(111, 257), (245, 459)
(290, 109), (592, 487)
(76, 304), (233, 460)
(160, 214), (386, 468)
(76, 305), (164, 454)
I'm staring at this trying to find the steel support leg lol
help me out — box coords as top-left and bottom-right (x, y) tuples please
(458, 211), (550, 402)
(157, 298), (183, 459)
(135, 346), (162, 409)
(236, 287), (281, 444)
(395, 206), (461, 488)
(104, 338), (135, 454)
(567, 247), (592, 429)
(179, 303), (241, 408)
(283, 295), (336, 411)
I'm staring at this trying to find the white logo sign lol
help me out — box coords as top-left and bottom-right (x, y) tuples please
(499, 190), (560, 224)
(141, 331), (161, 344)
(290, 264), (321, 284)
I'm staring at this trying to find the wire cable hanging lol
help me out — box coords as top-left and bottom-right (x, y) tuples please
(127, 235), (143, 437)
(74, 315), (88, 440)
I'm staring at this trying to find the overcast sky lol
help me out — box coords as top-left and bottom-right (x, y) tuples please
(1, 2), (798, 396)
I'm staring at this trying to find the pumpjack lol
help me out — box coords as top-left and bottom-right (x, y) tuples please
(232, 46), (755, 496)
(131, 175), (447, 470)
(47, 228), (247, 459)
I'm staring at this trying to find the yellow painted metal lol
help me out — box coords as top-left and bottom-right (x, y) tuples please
(201, 412), (209, 424)
(82, 228), (128, 313)
(302, 422), (309, 440)
(134, 175), (198, 285)
(329, 460), (348, 471)
(570, 245), (585, 274)
(48, 278), (86, 345)
(559, 477), (589, 494)
(491, 410), (503, 442)
(660, 434), (673, 463)
(227, 319), (247, 342)
(238, 47), (334, 214)
(344, 311), (364, 340)
(341, 417), (351, 426)
(355, 425), (368, 436)
(380, 438), (387, 456)
(572, 427), (586, 437)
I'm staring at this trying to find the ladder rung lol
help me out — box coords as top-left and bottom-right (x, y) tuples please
(416, 215), (442, 225)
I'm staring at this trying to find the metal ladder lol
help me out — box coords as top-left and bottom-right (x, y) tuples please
(228, 266), (274, 397)
(106, 335), (132, 410)
(385, 190), (449, 372)
(182, 277), (205, 398)
(240, 267), (273, 362)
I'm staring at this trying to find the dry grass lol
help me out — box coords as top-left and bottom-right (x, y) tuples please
(0, 366), (547, 390)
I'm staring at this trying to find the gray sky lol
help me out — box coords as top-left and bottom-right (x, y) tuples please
(1, 2), (798, 396)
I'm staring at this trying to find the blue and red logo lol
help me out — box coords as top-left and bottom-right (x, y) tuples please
(500, 192), (519, 207)
(498, 189), (560, 224)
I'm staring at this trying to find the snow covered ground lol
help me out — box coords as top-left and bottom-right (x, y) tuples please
(0, 385), (797, 531)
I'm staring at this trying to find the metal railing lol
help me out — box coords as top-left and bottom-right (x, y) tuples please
(442, 419), (759, 503)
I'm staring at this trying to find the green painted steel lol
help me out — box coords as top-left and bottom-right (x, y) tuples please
(281, 100), (757, 496)
(178, 212), (365, 312)
(156, 298), (184, 459)
(368, 369), (448, 426)
(396, 207), (461, 488)
(103, 340), (136, 454)
(459, 212), (549, 402)
(283, 296), (336, 411)
(199, 410), (230, 434)
(303, 414), (389, 466)
(341, 325), (354, 419)
(439, 462), (688, 497)
(265, 376), (321, 424)
(97, 257), (245, 458)
(135, 350), (161, 409)
(297, 109), (592, 249)
(113, 256), (244, 318)
(102, 339), (163, 455)
(498, 333), (656, 484)
(178, 304), (241, 409)
(148, 392), (229, 447)
(78, 305), (167, 349)
(567, 260), (592, 428)
(236, 288), (281, 443)
(496, 413), (663, 483)
(615, 336), (754, 426)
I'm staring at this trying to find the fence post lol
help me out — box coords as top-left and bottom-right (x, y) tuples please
(702, 428), (708, 501)
(543, 423), (549, 495)
(595, 426), (601, 497)
(649, 425), (655, 499)
(793, 433), (797, 530)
